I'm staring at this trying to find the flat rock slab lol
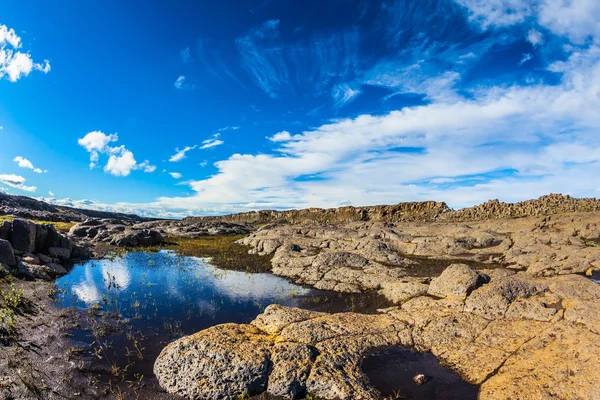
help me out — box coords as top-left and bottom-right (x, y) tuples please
(155, 271), (600, 400)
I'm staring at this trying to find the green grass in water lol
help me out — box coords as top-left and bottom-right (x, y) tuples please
(0, 215), (76, 233)
(123, 235), (274, 273)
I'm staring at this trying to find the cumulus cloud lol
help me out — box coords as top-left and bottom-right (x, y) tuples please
(527, 28), (544, 47)
(0, 174), (36, 192)
(13, 156), (46, 173)
(268, 131), (293, 142)
(141, 41), (600, 214)
(455, 0), (600, 44)
(77, 131), (156, 176)
(0, 24), (51, 82)
(174, 75), (186, 89)
(169, 172), (182, 179)
(169, 145), (197, 162)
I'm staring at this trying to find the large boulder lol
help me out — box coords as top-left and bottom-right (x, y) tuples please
(11, 219), (36, 252)
(154, 324), (273, 399)
(0, 239), (16, 267)
(46, 225), (60, 249)
(49, 247), (71, 261)
(0, 220), (11, 241)
(17, 261), (52, 281)
(428, 263), (489, 299)
(35, 224), (48, 252)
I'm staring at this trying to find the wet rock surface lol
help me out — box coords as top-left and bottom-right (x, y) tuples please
(155, 269), (600, 399)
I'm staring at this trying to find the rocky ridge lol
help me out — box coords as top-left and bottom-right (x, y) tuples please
(185, 194), (600, 225)
(0, 192), (151, 223)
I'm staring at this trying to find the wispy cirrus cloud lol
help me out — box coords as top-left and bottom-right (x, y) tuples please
(77, 131), (156, 176)
(0, 24), (51, 82)
(142, 32), (600, 215)
(200, 138), (224, 149)
(169, 145), (197, 162)
(198, 133), (224, 150)
(236, 19), (360, 99)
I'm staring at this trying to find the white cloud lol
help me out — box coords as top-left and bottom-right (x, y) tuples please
(455, 0), (600, 44)
(170, 172), (182, 179)
(453, 0), (533, 28)
(137, 160), (156, 173)
(332, 84), (361, 108)
(200, 138), (224, 149)
(174, 75), (186, 89)
(181, 47), (191, 63)
(77, 131), (155, 176)
(519, 53), (533, 65)
(13, 156), (33, 169)
(0, 173), (36, 192)
(268, 131), (293, 142)
(139, 43), (600, 214)
(0, 24), (51, 82)
(48, 191), (55, 197)
(527, 28), (544, 47)
(169, 145), (197, 162)
(13, 156), (46, 173)
(104, 149), (137, 177)
(537, 0), (600, 44)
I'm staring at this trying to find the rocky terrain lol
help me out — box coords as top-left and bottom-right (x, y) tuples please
(0, 192), (152, 223)
(186, 194), (600, 224)
(0, 218), (88, 281)
(155, 268), (600, 399)
(236, 211), (600, 298)
(2, 193), (600, 399)
(153, 194), (600, 400)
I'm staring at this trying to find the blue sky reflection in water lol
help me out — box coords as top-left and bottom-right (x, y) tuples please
(56, 250), (311, 328)
(54, 251), (322, 380)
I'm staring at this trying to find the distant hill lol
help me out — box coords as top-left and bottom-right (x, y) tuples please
(0, 192), (151, 222)
(3, 192), (600, 225)
(185, 194), (600, 224)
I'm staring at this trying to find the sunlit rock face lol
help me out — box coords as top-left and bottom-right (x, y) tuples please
(154, 269), (600, 400)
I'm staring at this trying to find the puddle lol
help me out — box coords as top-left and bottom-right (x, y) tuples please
(54, 250), (391, 396)
(362, 347), (479, 400)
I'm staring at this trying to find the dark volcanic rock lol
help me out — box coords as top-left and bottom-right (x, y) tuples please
(0, 239), (16, 267)
(0, 221), (11, 241)
(69, 219), (164, 248)
(11, 219), (36, 252)
(35, 224), (48, 252)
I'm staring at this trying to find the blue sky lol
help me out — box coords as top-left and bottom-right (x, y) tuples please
(1, 0), (599, 217)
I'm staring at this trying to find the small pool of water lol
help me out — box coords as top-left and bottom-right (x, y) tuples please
(54, 251), (476, 398)
(362, 348), (479, 400)
(54, 251), (390, 391)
